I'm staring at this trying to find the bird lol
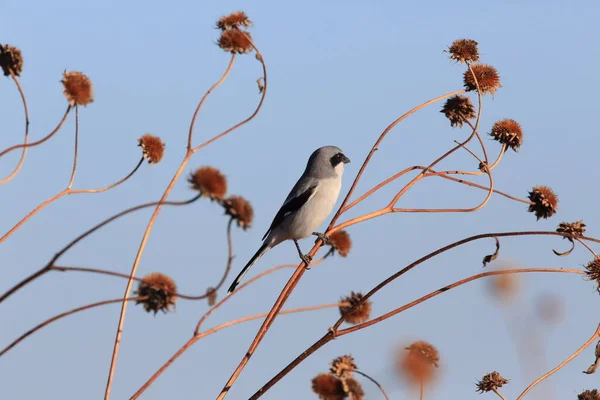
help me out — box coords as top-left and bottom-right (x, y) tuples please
(227, 145), (351, 293)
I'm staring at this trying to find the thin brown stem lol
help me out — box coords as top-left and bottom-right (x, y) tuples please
(516, 323), (600, 400)
(492, 388), (508, 400)
(354, 370), (390, 400)
(210, 217), (235, 294)
(420, 379), (424, 400)
(67, 105), (79, 189)
(577, 238), (598, 257)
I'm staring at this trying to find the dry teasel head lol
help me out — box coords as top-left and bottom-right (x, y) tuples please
(222, 195), (254, 230)
(398, 341), (440, 386)
(476, 371), (509, 393)
(218, 30), (253, 54)
(447, 39), (479, 63)
(339, 292), (371, 325)
(463, 64), (501, 96)
(216, 11), (252, 31)
(584, 256), (600, 294)
(489, 119), (523, 152)
(0, 44), (24, 77)
(578, 389), (600, 400)
(137, 134), (165, 164)
(330, 355), (357, 379)
(134, 273), (177, 315)
(557, 220), (586, 239)
(61, 71), (94, 106)
(188, 166), (228, 200)
(342, 378), (364, 400)
(440, 95), (476, 128)
(527, 185), (558, 220)
(327, 230), (352, 257)
(311, 373), (345, 400)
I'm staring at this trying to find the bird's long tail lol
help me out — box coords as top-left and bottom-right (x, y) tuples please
(227, 241), (271, 294)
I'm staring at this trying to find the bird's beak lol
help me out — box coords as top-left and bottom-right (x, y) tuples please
(342, 155), (351, 164)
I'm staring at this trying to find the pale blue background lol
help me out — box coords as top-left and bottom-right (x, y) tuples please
(1, 1), (600, 399)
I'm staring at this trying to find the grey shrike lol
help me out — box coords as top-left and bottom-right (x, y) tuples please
(227, 145), (350, 293)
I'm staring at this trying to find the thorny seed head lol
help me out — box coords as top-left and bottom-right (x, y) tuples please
(218, 30), (253, 54)
(343, 378), (364, 400)
(578, 389), (600, 400)
(188, 166), (228, 200)
(398, 341), (440, 385)
(476, 371), (509, 393)
(137, 134), (165, 164)
(440, 95), (476, 128)
(222, 195), (254, 230)
(61, 71), (94, 106)
(216, 11), (252, 30)
(311, 373), (345, 400)
(527, 185), (558, 220)
(490, 119), (523, 152)
(463, 64), (501, 96)
(134, 272), (177, 315)
(557, 220), (586, 239)
(339, 292), (371, 325)
(447, 39), (480, 63)
(328, 230), (352, 257)
(330, 355), (357, 379)
(584, 256), (600, 294)
(0, 44), (24, 77)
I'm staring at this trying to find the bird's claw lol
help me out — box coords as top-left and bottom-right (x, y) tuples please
(312, 232), (329, 245)
(300, 253), (313, 269)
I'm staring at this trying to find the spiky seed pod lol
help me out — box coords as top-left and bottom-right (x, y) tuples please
(339, 292), (371, 325)
(311, 373), (345, 400)
(216, 11), (252, 30)
(584, 257), (600, 294)
(463, 64), (501, 96)
(61, 71), (94, 106)
(137, 134), (165, 164)
(188, 166), (228, 200)
(527, 185), (558, 220)
(0, 44), (24, 76)
(218, 30), (253, 54)
(328, 230), (352, 257)
(476, 371), (509, 393)
(489, 119), (523, 151)
(342, 378), (364, 400)
(440, 95), (476, 128)
(134, 273), (177, 315)
(557, 220), (586, 239)
(398, 341), (440, 385)
(447, 39), (480, 63)
(330, 355), (357, 379)
(578, 389), (600, 400)
(222, 195), (254, 230)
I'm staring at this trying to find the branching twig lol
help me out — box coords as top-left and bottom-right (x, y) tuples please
(354, 370), (390, 400)
(0, 72), (29, 184)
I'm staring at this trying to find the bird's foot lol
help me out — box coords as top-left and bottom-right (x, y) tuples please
(300, 253), (313, 269)
(312, 232), (329, 245)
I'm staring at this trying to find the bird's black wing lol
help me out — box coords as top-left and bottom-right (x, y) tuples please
(262, 180), (318, 241)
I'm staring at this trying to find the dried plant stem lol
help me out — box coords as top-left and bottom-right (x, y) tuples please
(0, 105), (70, 158)
(0, 72), (29, 184)
(492, 388), (508, 400)
(420, 379), (424, 400)
(0, 296), (145, 357)
(577, 238), (598, 256)
(516, 323), (600, 400)
(67, 105), (80, 189)
(354, 370), (390, 400)
(210, 217), (235, 295)
(130, 302), (345, 399)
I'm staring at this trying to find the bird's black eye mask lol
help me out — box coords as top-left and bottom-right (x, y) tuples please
(330, 152), (351, 167)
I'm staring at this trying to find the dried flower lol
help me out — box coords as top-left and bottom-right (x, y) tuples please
(134, 273), (177, 314)
(557, 220), (586, 239)
(447, 39), (479, 63)
(476, 371), (509, 393)
(218, 30), (253, 54)
(207, 287), (217, 306)
(398, 341), (440, 385)
(137, 134), (165, 164)
(343, 378), (364, 400)
(489, 119), (523, 152)
(216, 11), (252, 30)
(440, 95), (476, 128)
(188, 166), (227, 200)
(311, 373), (345, 400)
(339, 292), (371, 325)
(330, 355), (357, 379)
(463, 64), (501, 96)
(0, 44), (24, 77)
(328, 230), (352, 257)
(61, 71), (94, 106)
(584, 256), (600, 294)
(222, 195), (254, 230)
(578, 389), (600, 400)
(490, 272), (520, 301)
(527, 185), (558, 220)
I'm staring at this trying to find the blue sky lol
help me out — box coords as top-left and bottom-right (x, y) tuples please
(1, 0), (600, 399)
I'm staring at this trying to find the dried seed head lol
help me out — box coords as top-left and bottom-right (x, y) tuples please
(343, 378), (364, 400)
(0, 44), (24, 77)
(61, 71), (94, 106)
(527, 185), (558, 220)
(584, 256), (600, 294)
(339, 292), (371, 325)
(134, 273), (177, 315)
(476, 371), (509, 393)
(490, 272), (520, 301)
(207, 287), (217, 306)
(137, 134), (165, 164)
(578, 389), (600, 400)
(222, 195), (254, 230)
(216, 11), (252, 30)
(557, 220), (586, 238)
(398, 341), (440, 385)
(311, 373), (345, 400)
(218, 30), (253, 54)
(440, 95), (476, 128)
(330, 355), (357, 379)
(447, 39), (480, 63)
(463, 64), (501, 96)
(188, 166), (227, 200)
(490, 119), (523, 152)
(328, 230), (352, 257)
